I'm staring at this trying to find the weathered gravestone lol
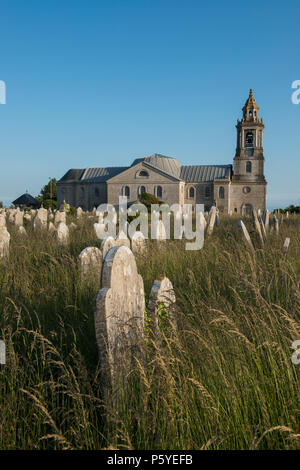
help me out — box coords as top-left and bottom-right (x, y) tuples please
(8, 209), (16, 224)
(0, 225), (10, 259)
(252, 209), (264, 248)
(283, 237), (290, 253)
(48, 222), (56, 233)
(238, 220), (255, 254)
(78, 247), (102, 277)
(147, 276), (176, 345)
(23, 213), (32, 224)
(54, 210), (66, 226)
(94, 246), (145, 397)
(115, 230), (130, 248)
(14, 209), (24, 227)
(56, 221), (69, 245)
(154, 220), (167, 241)
(76, 207), (83, 218)
(18, 226), (27, 236)
(206, 206), (217, 236)
(94, 222), (107, 240)
(131, 231), (146, 254)
(33, 208), (48, 231)
(101, 236), (116, 258)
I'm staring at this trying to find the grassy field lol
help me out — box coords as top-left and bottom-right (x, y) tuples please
(0, 214), (300, 450)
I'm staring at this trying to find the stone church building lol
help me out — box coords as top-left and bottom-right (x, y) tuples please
(57, 90), (267, 215)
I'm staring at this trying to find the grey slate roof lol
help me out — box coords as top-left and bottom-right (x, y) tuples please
(58, 156), (232, 184)
(131, 154), (182, 179)
(13, 193), (40, 207)
(81, 166), (129, 182)
(180, 165), (231, 182)
(59, 169), (85, 182)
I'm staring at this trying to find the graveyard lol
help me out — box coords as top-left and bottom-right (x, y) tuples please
(0, 206), (300, 450)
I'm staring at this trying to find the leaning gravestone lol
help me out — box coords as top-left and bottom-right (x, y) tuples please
(56, 221), (69, 245)
(101, 236), (116, 258)
(238, 220), (255, 254)
(94, 246), (145, 398)
(33, 208), (48, 231)
(0, 225), (10, 259)
(78, 247), (102, 277)
(147, 276), (176, 345)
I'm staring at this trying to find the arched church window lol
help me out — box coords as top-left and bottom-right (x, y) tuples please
(139, 170), (149, 177)
(125, 186), (130, 197)
(157, 186), (162, 198)
(138, 186), (146, 197)
(246, 161), (252, 173)
(189, 187), (195, 198)
(218, 186), (225, 199)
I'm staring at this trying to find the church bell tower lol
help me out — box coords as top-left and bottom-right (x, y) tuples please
(231, 89), (267, 214)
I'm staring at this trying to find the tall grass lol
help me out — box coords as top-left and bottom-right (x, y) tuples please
(0, 214), (300, 449)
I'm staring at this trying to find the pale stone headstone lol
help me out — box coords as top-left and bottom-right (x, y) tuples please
(77, 207), (83, 218)
(206, 206), (216, 236)
(14, 209), (24, 227)
(94, 246), (145, 395)
(54, 210), (66, 226)
(274, 215), (279, 235)
(0, 340), (5, 365)
(147, 276), (176, 344)
(56, 221), (69, 245)
(33, 208), (48, 231)
(131, 231), (146, 254)
(101, 236), (116, 258)
(283, 237), (290, 253)
(0, 214), (6, 228)
(23, 213), (32, 224)
(115, 230), (130, 248)
(155, 220), (167, 241)
(18, 226), (27, 236)
(259, 217), (267, 240)
(252, 209), (264, 248)
(238, 220), (255, 254)
(264, 210), (270, 232)
(215, 212), (220, 227)
(94, 222), (107, 240)
(8, 209), (16, 224)
(78, 247), (102, 277)
(48, 222), (56, 233)
(0, 226), (10, 259)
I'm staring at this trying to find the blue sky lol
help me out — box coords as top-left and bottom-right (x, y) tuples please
(0, 0), (299, 210)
